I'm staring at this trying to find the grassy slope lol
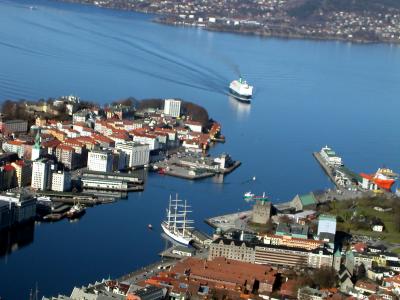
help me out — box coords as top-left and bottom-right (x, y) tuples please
(326, 197), (400, 244)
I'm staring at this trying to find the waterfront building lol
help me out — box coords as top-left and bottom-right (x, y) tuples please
(164, 99), (181, 118)
(0, 200), (12, 230)
(31, 158), (55, 190)
(0, 192), (36, 224)
(87, 150), (114, 173)
(0, 119), (28, 135)
(209, 238), (333, 269)
(251, 198), (271, 224)
(11, 160), (32, 187)
(0, 164), (16, 190)
(208, 238), (255, 263)
(81, 177), (128, 191)
(115, 142), (150, 168)
(51, 171), (71, 192)
(317, 214), (337, 244)
(291, 193), (317, 212)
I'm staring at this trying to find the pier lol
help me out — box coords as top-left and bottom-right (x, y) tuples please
(153, 152), (241, 180)
(313, 152), (339, 187)
(205, 210), (252, 231)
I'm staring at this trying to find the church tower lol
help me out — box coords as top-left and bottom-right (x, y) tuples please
(31, 130), (41, 161)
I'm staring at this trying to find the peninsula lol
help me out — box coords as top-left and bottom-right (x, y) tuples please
(58, 0), (400, 44)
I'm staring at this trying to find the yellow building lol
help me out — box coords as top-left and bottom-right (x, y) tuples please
(11, 161), (32, 187)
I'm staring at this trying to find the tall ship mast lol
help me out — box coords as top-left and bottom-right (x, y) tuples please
(161, 195), (194, 245)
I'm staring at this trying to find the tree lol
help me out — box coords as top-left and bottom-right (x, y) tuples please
(311, 267), (337, 289)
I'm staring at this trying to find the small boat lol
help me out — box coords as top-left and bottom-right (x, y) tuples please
(243, 191), (254, 201)
(148, 224), (153, 230)
(66, 203), (86, 219)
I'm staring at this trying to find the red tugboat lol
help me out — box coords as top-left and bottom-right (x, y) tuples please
(360, 168), (398, 190)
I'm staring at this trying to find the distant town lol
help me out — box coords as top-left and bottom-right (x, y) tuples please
(58, 0), (400, 44)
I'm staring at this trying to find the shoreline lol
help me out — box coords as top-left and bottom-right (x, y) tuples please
(52, 0), (400, 46)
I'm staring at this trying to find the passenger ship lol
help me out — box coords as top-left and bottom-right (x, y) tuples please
(229, 77), (253, 102)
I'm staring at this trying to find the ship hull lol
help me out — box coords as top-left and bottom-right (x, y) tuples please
(66, 209), (85, 219)
(360, 173), (396, 190)
(229, 88), (252, 102)
(161, 222), (192, 245)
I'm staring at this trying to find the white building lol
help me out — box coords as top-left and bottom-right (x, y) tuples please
(51, 171), (71, 192)
(133, 133), (159, 150)
(318, 215), (337, 244)
(164, 99), (181, 118)
(115, 142), (150, 168)
(184, 120), (202, 133)
(87, 150), (113, 173)
(31, 159), (55, 191)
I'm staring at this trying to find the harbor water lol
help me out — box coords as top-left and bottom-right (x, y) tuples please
(1, 0), (400, 298)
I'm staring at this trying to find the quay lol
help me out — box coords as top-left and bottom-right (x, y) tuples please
(51, 197), (116, 205)
(159, 245), (197, 259)
(153, 152), (241, 180)
(313, 152), (338, 187)
(313, 151), (361, 191)
(205, 210), (252, 232)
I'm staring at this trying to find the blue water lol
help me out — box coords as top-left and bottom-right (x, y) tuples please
(1, 0), (400, 298)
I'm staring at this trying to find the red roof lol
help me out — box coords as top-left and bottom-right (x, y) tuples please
(3, 164), (15, 172)
(92, 134), (114, 144)
(42, 140), (61, 148)
(57, 144), (75, 152)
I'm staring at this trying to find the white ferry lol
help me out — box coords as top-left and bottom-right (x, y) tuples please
(229, 77), (253, 102)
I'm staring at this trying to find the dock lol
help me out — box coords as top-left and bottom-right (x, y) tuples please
(205, 210), (252, 232)
(313, 152), (338, 187)
(313, 151), (362, 191)
(51, 197), (116, 205)
(153, 152), (241, 180)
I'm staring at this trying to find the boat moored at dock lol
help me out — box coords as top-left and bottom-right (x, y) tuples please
(319, 145), (343, 167)
(66, 203), (86, 219)
(161, 195), (194, 245)
(360, 168), (398, 191)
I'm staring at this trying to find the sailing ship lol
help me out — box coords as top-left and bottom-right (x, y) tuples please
(161, 195), (194, 245)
